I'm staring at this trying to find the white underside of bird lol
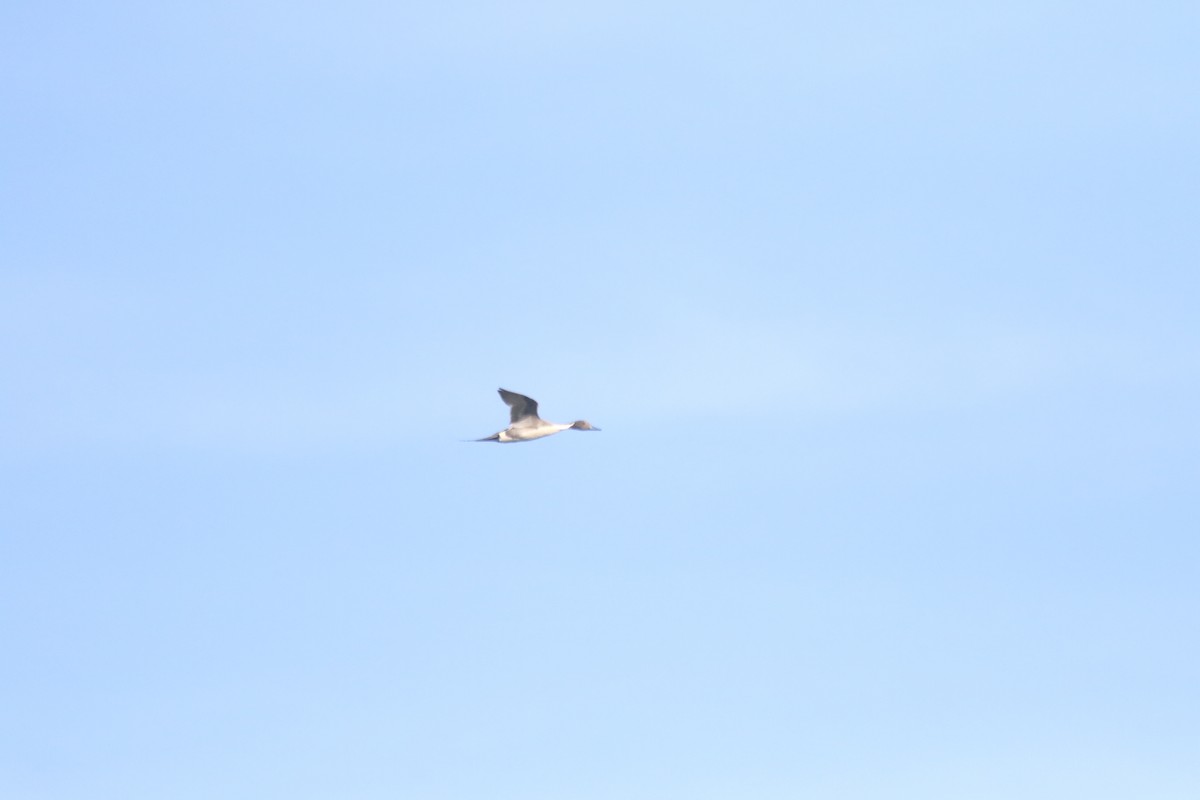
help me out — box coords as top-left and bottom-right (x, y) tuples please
(495, 421), (574, 442)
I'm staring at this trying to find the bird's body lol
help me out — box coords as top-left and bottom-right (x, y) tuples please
(475, 389), (600, 443)
(493, 421), (573, 443)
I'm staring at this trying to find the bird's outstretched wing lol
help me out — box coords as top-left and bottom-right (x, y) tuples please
(498, 388), (539, 423)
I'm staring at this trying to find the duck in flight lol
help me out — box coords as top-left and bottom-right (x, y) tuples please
(475, 388), (601, 443)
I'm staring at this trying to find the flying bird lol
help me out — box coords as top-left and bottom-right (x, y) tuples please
(474, 388), (601, 443)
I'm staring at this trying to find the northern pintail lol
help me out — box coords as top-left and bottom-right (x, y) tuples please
(475, 388), (601, 443)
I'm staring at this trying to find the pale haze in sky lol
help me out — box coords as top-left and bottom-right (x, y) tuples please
(2, 2), (1198, 799)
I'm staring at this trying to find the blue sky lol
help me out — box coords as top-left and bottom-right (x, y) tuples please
(2, 2), (1198, 798)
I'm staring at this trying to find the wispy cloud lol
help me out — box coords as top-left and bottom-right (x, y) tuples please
(578, 311), (1187, 423)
